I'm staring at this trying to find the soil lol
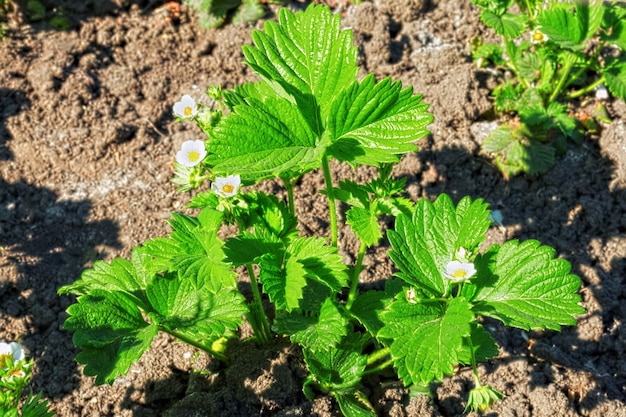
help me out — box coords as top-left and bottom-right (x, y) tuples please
(1, 0), (626, 416)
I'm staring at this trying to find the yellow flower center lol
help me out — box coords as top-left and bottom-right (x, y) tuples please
(187, 151), (200, 162)
(532, 31), (544, 42)
(222, 184), (235, 194)
(184, 106), (193, 117)
(451, 269), (468, 279)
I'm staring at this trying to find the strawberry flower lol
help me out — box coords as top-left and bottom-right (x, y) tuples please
(212, 175), (241, 198)
(444, 260), (476, 282)
(530, 27), (548, 44)
(176, 140), (207, 167)
(173, 94), (198, 119)
(0, 341), (24, 368)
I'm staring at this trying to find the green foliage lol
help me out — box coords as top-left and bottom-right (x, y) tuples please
(380, 195), (584, 387)
(207, 6), (432, 180)
(20, 391), (55, 417)
(471, 0), (626, 177)
(0, 345), (55, 417)
(59, 4), (585, 416)
(60, 209), (247, 383)
(185, 0), (270, 29)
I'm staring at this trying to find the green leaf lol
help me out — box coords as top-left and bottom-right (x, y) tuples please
(243, 4), (358, 121)
(20, 391), (55, 417)
(346, 206), (382, 247)
(334, 391), (377, 417)
(303, 332), (368, 390)
(58, 253), (147, 298)
(334, 180), (370, 209)
(327, 74), (433, 166)
(469, 240), (585, 330)
(456, 323), (499, 365)
(185, 288), (248, 341)
(276, 298), (349, 351)
(601, 4), (626, 50)
(242, 192), (299, 240)
(232, 0), (265, 26)
(472, 43), (505, 66)
(186, 0), (239, 29)
(515, 52), (542, 84)
(547, 102), (583, 143)
(387, 195), (491, 297)
(379, 297), (474, 385)
(259, 252), (306, 311)
(483, 125), (555, 177)
(259, 237), (348, 311)
(537, 7), (583, 48)
(141, 211), (237, 290)
(146, 274), (201, 330)
(349, 289), (389, 336)
(480, 10), (526, 37)
(290, 237), (348, 291)
(378, 196), (415, 217)
(207, 95), (325, 181)
(603, 56), (626, 101)
(146, 269), (247, 342)
(224, 231), (285, 266)
(493, 81), (523, 112)
(63, 290), (157, 385)
(579, 0), (604, 40)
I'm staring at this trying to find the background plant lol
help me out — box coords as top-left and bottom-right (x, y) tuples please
(184, 0), (284, 29)
(59, 4), (584, 415)
(1, 341), (55, 417)
(471, 0), (626, 177)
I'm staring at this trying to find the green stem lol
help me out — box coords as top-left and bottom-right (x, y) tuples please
(504, 38), (529, 90)
(362, 359), (394, 377)
(564, 43), (606, 101)
(549, 54), (577, 104)
(345, 241), (367, 310)
(235, 219), (273, 344)
(466, 335), (482, 387)
(162, 327), (229, 364)
(245, 263), (273, 345)
(567, 75), (605, 100)
(321, 155), (338, 247)
(366, 346), (391, 366)
(284, 177), (296, 215)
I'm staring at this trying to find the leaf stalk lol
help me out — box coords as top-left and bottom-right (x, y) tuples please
(345, 241), (367, 310)
(161, 327), (230, 364)
(245, 263), (273, 344)
(321, 155), (338, 247)
(549, 54), (577, 104)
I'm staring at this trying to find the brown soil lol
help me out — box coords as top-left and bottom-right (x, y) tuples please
(1, 0), (626, 416)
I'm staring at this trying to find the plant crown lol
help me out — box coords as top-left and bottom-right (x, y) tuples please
(471, 0), (626, 177)
(59, 4), (585, 415)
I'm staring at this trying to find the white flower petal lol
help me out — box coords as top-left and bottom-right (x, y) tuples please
(173, 94), (198, 119)
(211, 174), (241, 198)
(0, 342), (24, 364)
(176, 140), (206, 167)
(444, 260), (476, 282)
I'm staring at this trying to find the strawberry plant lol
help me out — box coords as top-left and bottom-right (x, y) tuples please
(471, 0), (626, 177)
(184, 0), (284, 29)
(59, 4), (585, 415)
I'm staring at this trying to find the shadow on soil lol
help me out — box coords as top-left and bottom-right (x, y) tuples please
(0, 88), (121, 403)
